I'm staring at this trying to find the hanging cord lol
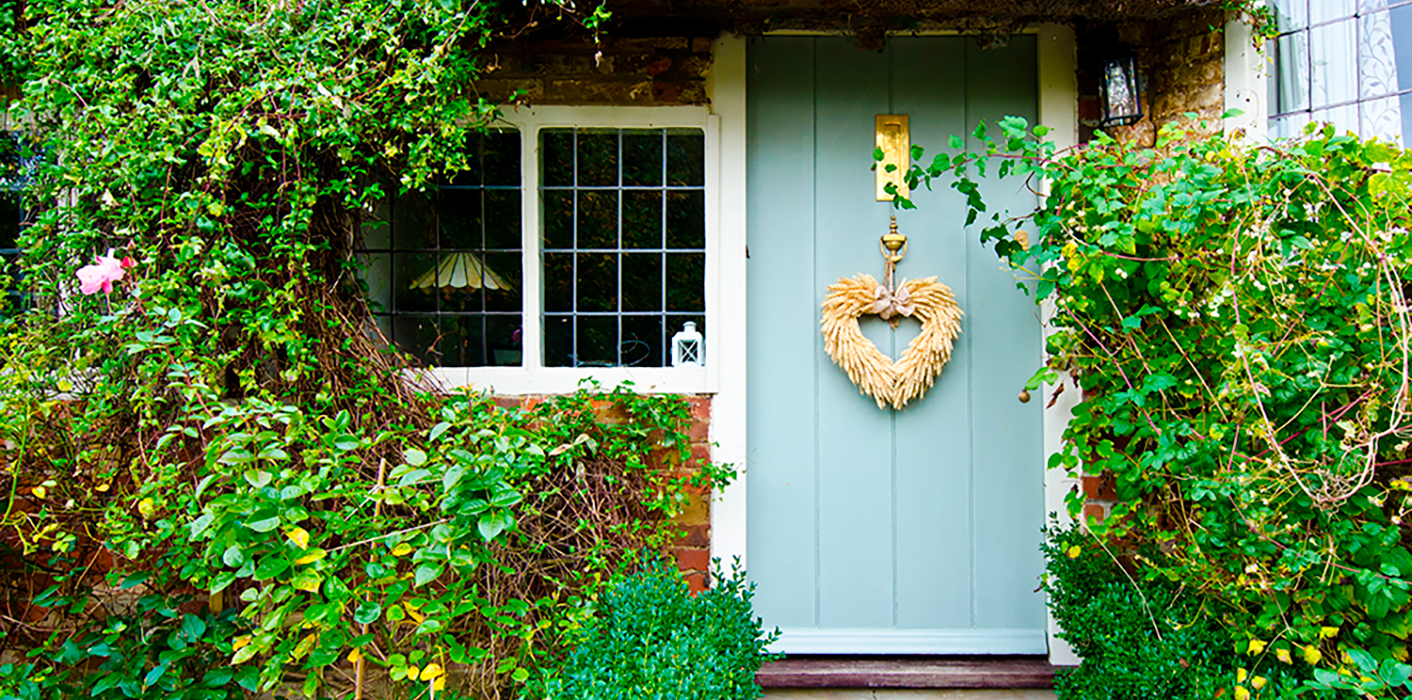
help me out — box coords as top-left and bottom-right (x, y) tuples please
(872, 215), (916, 327)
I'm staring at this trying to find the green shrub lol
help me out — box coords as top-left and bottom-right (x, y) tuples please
(526, 558), (778, 700)
(1043, 526), (1311, 700)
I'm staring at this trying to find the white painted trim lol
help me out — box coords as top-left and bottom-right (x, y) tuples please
(1037, 23), (1083, 668)
(770, 629), (1050, 655)
(407, 104), (718, 395)
(707, 34), (750, 572)
(1224, 11), (1268, 141)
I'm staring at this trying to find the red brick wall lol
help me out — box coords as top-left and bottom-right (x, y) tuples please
(494, 394), (714, 591)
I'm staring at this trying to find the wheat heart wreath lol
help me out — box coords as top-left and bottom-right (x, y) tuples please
(821, 274), (963, 410)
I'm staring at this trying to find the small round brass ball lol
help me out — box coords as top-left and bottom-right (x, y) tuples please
(1018, 390), (1032, 403)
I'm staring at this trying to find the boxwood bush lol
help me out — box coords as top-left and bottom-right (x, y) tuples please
(526, 558), (778, 700)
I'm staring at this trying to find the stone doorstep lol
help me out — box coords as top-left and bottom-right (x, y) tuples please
(757, 657), (1058, 690)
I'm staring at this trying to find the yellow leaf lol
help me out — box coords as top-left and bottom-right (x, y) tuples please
(287, 527), (310, 550)
(138, 497), (156, 519)
(1304, 645), (1322, 665)
(1247, 639), (1267, 655)
(433, 676), (446, 691)
(392, 543), (413, 556)
(1236, 668), (1248, 683)
(348, 648), (363, 664)
(292, 633), (317, 660)
(1320, 626), (1340, 639)
(407, 608), (426, 624)
(1251, 676), (1267, 690)
(1234, 685), (1250, 700)
(232, 635), (252, 651)
(419, 663), (443, 681)
(407, 665), (419, 681)
(1066, 545), (1080, 559)
(1276, 647), (1292, 664)
(30, 486), (45, 499)
(294, 548), (327, 565)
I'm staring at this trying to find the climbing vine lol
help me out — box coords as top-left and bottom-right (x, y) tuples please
(0, 1), (746, 699)
(895, 116), (1412, 697)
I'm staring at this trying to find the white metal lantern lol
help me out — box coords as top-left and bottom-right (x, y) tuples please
(671, 321), (703, 367)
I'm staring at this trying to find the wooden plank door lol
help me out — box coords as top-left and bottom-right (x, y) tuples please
(745, 35), (1047, 654)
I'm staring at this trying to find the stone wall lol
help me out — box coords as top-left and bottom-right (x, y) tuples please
(473, 35), (714, 106)
(1077, 6), (1227, 144)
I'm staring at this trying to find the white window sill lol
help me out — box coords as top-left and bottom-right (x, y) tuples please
(416, 365), (712, 396)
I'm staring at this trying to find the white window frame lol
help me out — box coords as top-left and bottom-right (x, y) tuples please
(415, 105), (721, 395)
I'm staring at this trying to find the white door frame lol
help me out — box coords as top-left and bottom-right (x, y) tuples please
(707, 27), (1080, 665)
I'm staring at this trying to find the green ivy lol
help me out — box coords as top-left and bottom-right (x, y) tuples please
(892, 115), (1412, 698)
(0, 1), (757, 698)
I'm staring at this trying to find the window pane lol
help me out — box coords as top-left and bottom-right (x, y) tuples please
(665, 253), (704, 312)
(362, 252), (392, 311)
(623, 130), (663, 186)
(1272, 0), (1307, 32)
(666, 191), (705, 249)
(1361, 10), (1400, 98)
(483, 189), (521, 249)
(622, 315), (663, 366)
(578, 131), (618, 186)
(1311, 0), (1355, 24)
(484, 131), (520, 186)
(542, 130), (574, 187)
(576, 315), (617, 366)
(437, 189), (481, 249)
(394, 253), (438, 312)
(439, 315), (485, 367)
(1360, 94), (1405, 142)
(622, 253), (663, 311)
(486, 314), (523, 367)
(482, 251), (521, 312)
(577, 252), (617, 312)
(543, 190), (574, 249)
(577, 191), (617, 249)
(544, 252), (574, 312)
(544, 315), (574, 367)
(393, 191), (436, 249)
(1310, 19), (1356, 109)
(623, 190), (663, 248)
(666, 130), (704, 186)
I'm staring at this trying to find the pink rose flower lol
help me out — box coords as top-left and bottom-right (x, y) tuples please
(76, 252), (128, 295)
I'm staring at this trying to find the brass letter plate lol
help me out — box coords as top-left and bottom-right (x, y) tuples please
(875, 114), (909, 201)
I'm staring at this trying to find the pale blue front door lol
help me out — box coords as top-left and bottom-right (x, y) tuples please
(745, 35), (1047, 654)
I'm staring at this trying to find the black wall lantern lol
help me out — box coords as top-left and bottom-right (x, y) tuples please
(1098, 53), (1143, 127)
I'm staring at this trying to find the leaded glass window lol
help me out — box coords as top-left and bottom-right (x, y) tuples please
(1269, 0), (1412, 143)
(539, 128), (706, 368)
(364, 130), (524, 367)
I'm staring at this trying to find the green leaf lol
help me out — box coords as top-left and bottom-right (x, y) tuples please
(949, 134), (964, 151)
(353, 602), (382, 624)
(254, 557), (290, 580)
(202, 668), (234, 687)
(414, 564), (444, 587)
(246, 511), (281, 532)
(189, 512), (216, 538)
(429, 422), (452, 441)
(405, 448), (427, 466)
(120, 572), (151, 590)
(182, 614), (207, 640)
(222, 545), (245, 568)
